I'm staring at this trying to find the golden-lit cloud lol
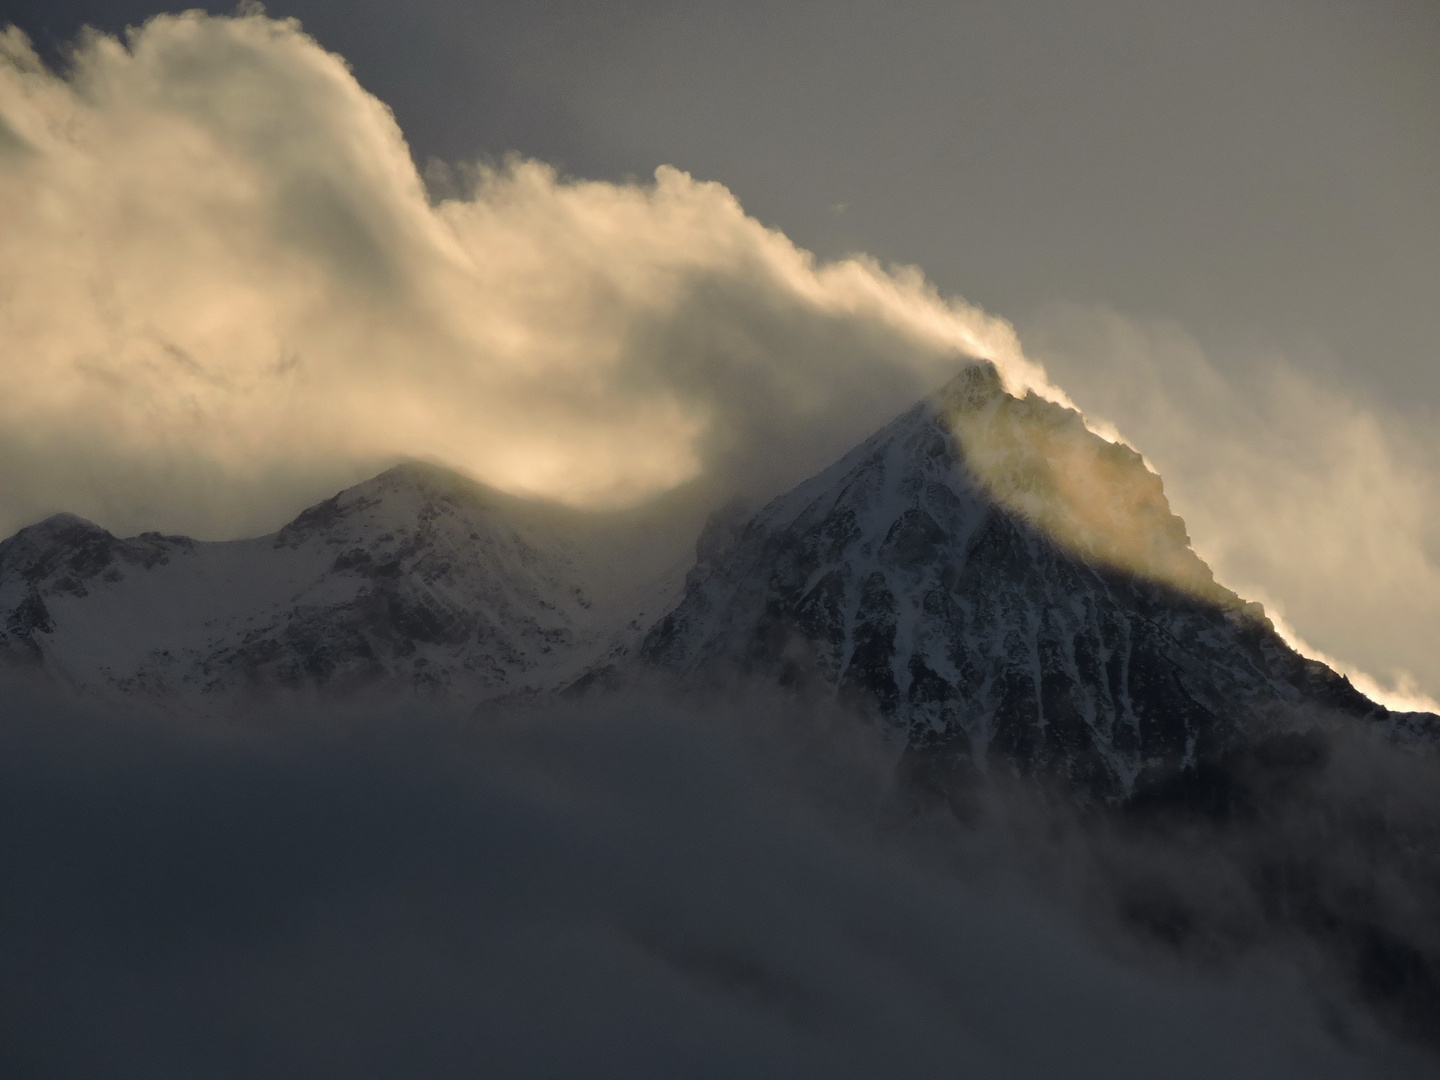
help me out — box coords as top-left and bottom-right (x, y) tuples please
(0, 10), (1053, 540)
(1026, 306), (1440, 709)
(938, 368), (1239, 609)
(1, 10), (1431, 712)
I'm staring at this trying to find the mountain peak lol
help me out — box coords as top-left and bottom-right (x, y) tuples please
(645, 367), (1391, 800)
(5, 512), (109, 548)
(929, 359), (1009, 412)
(935, 370), (1229, 607)
(271, 461), (509, 550)
(363, 460), (496, 501)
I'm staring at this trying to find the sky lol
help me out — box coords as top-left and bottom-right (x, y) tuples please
(0, 0), (1436, 704)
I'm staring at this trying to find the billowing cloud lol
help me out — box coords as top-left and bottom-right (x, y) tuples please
(1024, 305), (1440, 710)
(0, 9), (1053, 540)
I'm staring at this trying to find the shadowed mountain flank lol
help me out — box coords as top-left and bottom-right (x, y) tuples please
(642, 364), (1435, 803)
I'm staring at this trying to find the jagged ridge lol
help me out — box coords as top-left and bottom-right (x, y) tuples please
(642, 363), (1424, 801)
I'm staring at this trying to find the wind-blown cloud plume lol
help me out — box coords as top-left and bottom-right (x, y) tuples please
(1025, 306), (1440, 709)
(0, 9), (1052, 540)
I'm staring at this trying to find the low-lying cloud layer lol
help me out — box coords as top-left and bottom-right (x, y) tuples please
(0, 9), (1051, 540)
(1, 677), (1432, 1079)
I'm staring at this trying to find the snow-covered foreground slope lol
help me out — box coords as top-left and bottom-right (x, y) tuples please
(0, 463), (686, 708)
(644, 363), (1436, 800)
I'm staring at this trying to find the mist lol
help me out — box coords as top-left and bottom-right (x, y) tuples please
(1, 674), (1434, 1078)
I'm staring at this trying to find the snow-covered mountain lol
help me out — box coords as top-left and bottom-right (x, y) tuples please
(642, 363), (1435, 801)
(2, 363), (1433, 797)
(0, 463), (685, 708)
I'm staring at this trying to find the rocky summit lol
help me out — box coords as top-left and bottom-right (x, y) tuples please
(643, 363), (1435, 803)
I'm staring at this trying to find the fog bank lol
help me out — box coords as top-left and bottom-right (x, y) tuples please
(0, 677), (1430, 1078)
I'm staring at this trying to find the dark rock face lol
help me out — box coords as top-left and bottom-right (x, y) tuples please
(644, 364), (1427, 802)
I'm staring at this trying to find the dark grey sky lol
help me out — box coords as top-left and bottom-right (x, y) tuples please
(7, 0), (1436, 414)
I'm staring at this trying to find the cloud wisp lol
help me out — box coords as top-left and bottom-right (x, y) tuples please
(1024, 305), (1440, 709)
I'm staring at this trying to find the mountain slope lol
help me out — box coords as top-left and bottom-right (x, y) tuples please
(2, 365), (1432, 790)
(642, 363), (1431, 801)
(0, 463), (683, 707)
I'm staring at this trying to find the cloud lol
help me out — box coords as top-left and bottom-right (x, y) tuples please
(0, 9), (1055, 540)
(1023, 304), (1440, 708)
(2, 9), (1429, 717)
(0, 675), (1428, 1079)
